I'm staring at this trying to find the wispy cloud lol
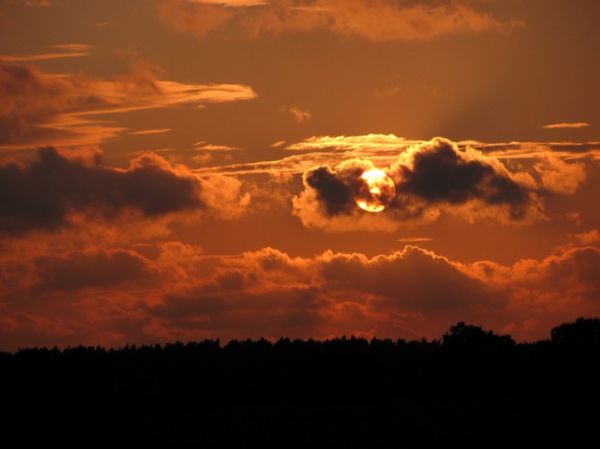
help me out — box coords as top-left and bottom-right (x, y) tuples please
(159, 0), (524, 41)
(286, 134), (416, 152)
(543, 122), (590, 129)
(0, 61), (257, 149)
(397, 237), (434, 243)
(282, 106), (311, 123)
(130, 129), (173, 135)
(195, 142), (240, 151)
(469, 141), (600, 160)
(194, 136), (600, 178)
(188, 0), (267, 5)
(0, 44), (93, 62)
(50, 44), (93, 52)
(25, 0), (51, 6)
(0, 50), (92, 62)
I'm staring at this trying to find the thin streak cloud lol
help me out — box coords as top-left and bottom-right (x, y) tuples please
(397, 237), (434, 242)
(543, 123), (590, 129)
(0, 52), (91, 62)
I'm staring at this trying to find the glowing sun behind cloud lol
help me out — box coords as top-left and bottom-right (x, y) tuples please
(353, 169), (396, 212)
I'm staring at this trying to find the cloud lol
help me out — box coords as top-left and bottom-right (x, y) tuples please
(533, 155), (586, 195)
(194, 141), (240, 151)
(569, 229), (600, 247)
(543, 122), (590, 129)
(397, 237), (433, 242)
(190, 0), (267, 5)
(158, 0), (235, 39)
(293, 137), (545, 231)
(468, 141), (600, 160)
(142, 243), (600, 344)
(25, 0), (51, 6)
(0, 61), (257, 149)
(286, 134), (415, 153)
(0, 146), (250, 236)
(0, 52), (91, 62)
(282, 105), (311, 123)
(33, 248), (159, 292)
(0, 44), (93, 62)
(3, 238), (600, 349)
(198, 138), (600, 177)
(158, 0), (523, 41)
(130, 128), (173, 135)
(192, 134), (421, 177)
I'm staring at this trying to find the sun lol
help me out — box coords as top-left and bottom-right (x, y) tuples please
(353, 169), (396, 212)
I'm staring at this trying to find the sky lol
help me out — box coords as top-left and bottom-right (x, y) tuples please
(1, 0), (599, 351)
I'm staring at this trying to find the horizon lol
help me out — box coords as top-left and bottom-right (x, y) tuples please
(1, 0), (600, 352)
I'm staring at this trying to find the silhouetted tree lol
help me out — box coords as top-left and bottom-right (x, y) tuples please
(442, 322), (515, 349)
(551, 317), (600, 345)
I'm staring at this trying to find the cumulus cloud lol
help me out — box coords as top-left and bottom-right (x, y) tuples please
(147, 245), (490, 341)
(33, 249), (159, 292)
(3, 239), (600, 349)
(293, 137), (545, 231)
(0, 146), (250, 235)
(158, 0), (523, 41)
(0, 61), (257, 149)
(568, 229), (600, 247)
(145, 243), (600, 343)
(533, 155), (586, 195)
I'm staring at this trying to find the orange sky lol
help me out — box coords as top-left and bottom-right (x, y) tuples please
(1, 0), (599, 351)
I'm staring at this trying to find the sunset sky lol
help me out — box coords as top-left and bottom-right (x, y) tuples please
(1, 0), (599, 351)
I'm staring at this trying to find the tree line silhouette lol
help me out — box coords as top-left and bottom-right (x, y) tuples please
(2, 318), (600, 445)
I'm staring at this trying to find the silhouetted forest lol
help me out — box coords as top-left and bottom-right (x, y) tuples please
(3, 318), (600, 446)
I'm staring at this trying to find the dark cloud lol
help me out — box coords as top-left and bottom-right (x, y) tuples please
(304, 165), (355, 216)
(0, 147), (204, 235)
(398, 140), (492, 202)
(294, 137), (543, 230)
(319, 246), (492, 312)
(34, 249), (157, 292)
(397, 139), (532, 218)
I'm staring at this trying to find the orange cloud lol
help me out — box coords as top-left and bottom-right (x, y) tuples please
(0, 146), (250, 236)
(282, 105), (312, 123)
(158, 0), (235, 39)
(159, 0), (523, 41)
(0, 62), (257, 149)
(2, 237), (600, 350)
(534, 155), (586, 195)
(543, 122), (590, 129)
(24, 0), (51, 6)
(293, 137), (545, 231)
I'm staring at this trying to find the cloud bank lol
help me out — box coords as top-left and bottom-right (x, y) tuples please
(3, 238), (600, 350)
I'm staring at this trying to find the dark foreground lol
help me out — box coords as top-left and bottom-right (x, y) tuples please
(3, 321), (600, 446)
